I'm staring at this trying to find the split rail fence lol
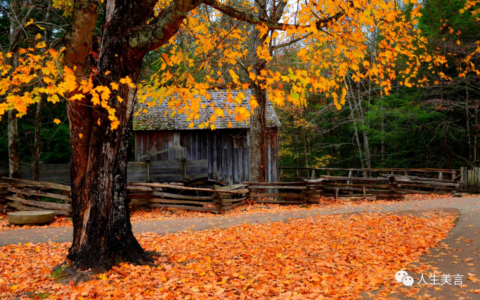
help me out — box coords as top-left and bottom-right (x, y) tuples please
(0, 177), (248, 215)
(0, 168), (465, 216)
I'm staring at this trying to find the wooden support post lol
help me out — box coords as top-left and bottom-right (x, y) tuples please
(311, 170), (316, 179)
(404, 171), (408, 176)
(296, 169), (301, 179)
(461, 167), (468, 191)
(279, 169), (283, 182)
(347, 170), (353, 196)
(327, 170), (331, 176)
(438, 172), (443, 180)
(146, 151), (151, 183)
(183, 158), (187, 181)
(334, 188), (339, 200)
(362, 187), (366, 200)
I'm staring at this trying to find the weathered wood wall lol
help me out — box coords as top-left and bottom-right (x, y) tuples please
(0, 160), (208, 185)
(135, 129), (279, 185)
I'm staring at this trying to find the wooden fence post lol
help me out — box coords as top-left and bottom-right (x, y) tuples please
(214, 192), (223, 213)
(347, 170), (353, 196)
(460, 167), (468, 191)
(311, 170), (316, 179)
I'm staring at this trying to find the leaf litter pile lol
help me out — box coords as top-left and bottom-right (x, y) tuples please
(0, 193), (455, 231)
(1, 211), (457, 299)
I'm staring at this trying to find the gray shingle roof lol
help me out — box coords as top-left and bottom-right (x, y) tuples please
(133, 89), (281, 131)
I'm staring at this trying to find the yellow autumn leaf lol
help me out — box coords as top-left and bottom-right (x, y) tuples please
(111, 120), (120, 130)
(69, 94), (85, 101)
(119, 76), (136, 88)
(48, 94), (60, 104)
(25, 19), (34, 27)
(36, 41), (46, 49)
(35, 33), (42, 40)
(229, 69), (239, 83)
(53, 118), (61, 125)
(110, 82), (119, 90)
(215, 108), (224, 117)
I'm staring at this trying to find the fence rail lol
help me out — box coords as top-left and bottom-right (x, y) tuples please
(279, 167), (461, 182)
(0, 168), (469, 217)
(0, 177), (248, 215)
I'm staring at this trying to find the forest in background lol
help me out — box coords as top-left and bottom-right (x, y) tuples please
(1, 0), (479, 170)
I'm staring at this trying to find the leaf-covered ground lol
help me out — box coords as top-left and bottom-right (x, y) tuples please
(0, 211), (456, 299)
(0, 193), (454, 231)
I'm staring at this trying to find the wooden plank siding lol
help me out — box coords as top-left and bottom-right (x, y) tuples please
(0, 129), (278, 186)
(134, 129), (278, 185)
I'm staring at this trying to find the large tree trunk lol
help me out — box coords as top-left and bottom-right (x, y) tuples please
(249, 82), (268, 182)
(248, 1), (268, 183)
(63, 1), (150, 271)
(248, 0), (286, 182)
(62, 0), (195, 271)
(66, 86), (151, 270)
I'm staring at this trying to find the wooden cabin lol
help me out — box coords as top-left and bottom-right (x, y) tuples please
(133, 89), (281, 185)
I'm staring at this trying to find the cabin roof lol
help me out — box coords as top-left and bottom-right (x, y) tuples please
(133, 89), (281, 131)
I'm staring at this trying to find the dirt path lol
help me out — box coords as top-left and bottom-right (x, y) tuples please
(1, 196), (478, 246)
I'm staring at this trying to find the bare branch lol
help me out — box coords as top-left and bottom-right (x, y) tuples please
(272, 33), (311, 51)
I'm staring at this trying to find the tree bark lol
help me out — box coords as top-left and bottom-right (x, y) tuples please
(7, 0), (22, 179)
(248, 0), (287, 182)
(33, 0), (54, 181)
(347, 93), (365, 169)
(62, 0), (203, 271)
(248, 1), (268, 183)
(33, 99), (42, 181)
(63, 0), (146, 271)
(8, 110), (21, 178)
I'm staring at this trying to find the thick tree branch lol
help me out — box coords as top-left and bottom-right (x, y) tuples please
(203, 0), (345, 31)
(127, 0), (202, 53)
